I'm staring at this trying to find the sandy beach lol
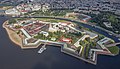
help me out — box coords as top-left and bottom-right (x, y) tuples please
(2, 21), (41, 49)
(2, 21), (22, 47)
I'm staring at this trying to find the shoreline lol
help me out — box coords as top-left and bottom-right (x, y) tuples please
(1, 20), (97, 65)
(2, 21), (42, 49)
(2, 20), (22, 47)
(2, 18), (118, 65)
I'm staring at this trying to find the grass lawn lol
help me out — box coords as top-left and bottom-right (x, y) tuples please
(108, 46), (119, 55)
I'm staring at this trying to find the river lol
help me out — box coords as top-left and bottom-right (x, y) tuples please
(0, 16), (120, 69)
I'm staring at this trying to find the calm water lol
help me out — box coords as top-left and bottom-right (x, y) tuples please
(0, 16), (120, 69)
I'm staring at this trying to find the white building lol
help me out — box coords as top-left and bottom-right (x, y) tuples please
(42, 3), (50, 12)
(97, 37), (114, 49)
(32, 5), (41, 11)
(5, 8), (21, 15)
(115, 10), (120, 15)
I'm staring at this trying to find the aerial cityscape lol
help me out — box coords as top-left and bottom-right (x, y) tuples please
(0, 0), (120, 69)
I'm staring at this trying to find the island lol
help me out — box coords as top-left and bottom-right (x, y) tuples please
(2, 1), (120, 65)
(3, 17), (119, 65)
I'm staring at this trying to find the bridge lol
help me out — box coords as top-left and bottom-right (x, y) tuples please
(106, 42), (120, 47)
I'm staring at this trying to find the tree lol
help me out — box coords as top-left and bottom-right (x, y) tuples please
(9, 19), (16, 24)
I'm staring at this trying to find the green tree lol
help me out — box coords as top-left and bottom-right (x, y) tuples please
(9, 19), (16, 24)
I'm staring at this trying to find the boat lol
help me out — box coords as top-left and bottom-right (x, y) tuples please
(38, 44), (47, 54)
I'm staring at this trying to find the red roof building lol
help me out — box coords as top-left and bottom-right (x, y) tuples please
(61, 38), (72, 43)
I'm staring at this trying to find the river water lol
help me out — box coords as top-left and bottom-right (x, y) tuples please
(0, 16), (120, 69)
